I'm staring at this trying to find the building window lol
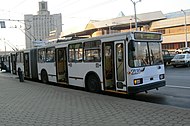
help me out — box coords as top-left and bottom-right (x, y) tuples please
(162, 42), (186, 50)
(41, 3), (46, 10)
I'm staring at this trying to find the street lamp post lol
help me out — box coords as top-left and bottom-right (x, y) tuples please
(131, 0), (141, 31)
(130, 18), (132, 31)
(181, 9), (188, 47)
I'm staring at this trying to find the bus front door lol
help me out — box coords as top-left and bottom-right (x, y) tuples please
(103, 42), (115, 91)
(103, 41), (126, 92)
(56, 48), (68, 84)
(114, 41), (126, 91)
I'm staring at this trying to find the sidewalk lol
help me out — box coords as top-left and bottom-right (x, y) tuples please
(0, 71), (189, 126)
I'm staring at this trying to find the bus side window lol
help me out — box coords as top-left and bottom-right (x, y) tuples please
(16, 52), (20, 63)
(84, 40), (101, 62)
(38, 48), (45, 62)
(46, 47), (55, 62)
(68, 43), (83, 62)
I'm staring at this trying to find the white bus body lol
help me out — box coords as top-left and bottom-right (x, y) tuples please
(34, 31), (165, 94)
(9, 31), (165, 94)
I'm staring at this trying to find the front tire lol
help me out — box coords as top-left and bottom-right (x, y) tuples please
(86, 74), (101, 93)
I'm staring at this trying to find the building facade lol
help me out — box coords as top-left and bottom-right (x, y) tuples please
(151, 10), (190, 50)
(24, 1), (62, 49)
(64, 10), (189, 51)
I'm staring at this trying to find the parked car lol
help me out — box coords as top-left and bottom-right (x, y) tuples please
(162, 49), (175, 65)
(171, 54), (190, 67)
(175, 47), (190, 53)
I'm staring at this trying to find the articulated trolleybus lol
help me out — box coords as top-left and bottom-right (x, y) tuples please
(15, 31), (166, 94)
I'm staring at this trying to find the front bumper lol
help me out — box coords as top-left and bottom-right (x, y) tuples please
(128, 80), (166, 94)
(171, 61), (189, 66)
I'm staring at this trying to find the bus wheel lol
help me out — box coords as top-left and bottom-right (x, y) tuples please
(86, 74), (101, 93)
(41, 70), (48, 84)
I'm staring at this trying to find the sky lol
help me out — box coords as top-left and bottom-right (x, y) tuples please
(0, 0), (190, 51)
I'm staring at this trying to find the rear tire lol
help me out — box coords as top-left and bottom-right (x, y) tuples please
(86, 74), (101, 93)
(41, 70), (48, 84)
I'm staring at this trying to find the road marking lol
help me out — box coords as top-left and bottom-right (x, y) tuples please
(166, 85), (190, 89)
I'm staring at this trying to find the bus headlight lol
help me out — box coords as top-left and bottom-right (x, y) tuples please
(134, 78), (143, 85)
(159, 74), (165, 80)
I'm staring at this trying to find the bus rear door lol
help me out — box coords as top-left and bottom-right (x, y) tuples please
(24, 52), (30, 78)
(11, 53), (17, 75)
(56, 47), (68, 84)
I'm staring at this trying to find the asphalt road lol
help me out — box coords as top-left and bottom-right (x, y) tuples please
(131, 65), (190, 109)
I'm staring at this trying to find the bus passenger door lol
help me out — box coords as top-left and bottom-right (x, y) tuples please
(24, 53), (30, 78)
(103, 42), (115, 91)
(114, 41), (126, 91)
(11, 54), (17, 75)
(56, 48), (68, 84)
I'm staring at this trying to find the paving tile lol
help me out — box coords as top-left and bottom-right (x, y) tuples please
(0, 73), (189, 126)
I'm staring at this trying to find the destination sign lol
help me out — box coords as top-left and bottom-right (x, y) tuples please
(134, 32), (161, 40)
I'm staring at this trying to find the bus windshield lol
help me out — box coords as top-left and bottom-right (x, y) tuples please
(128, 41), (163, 67)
